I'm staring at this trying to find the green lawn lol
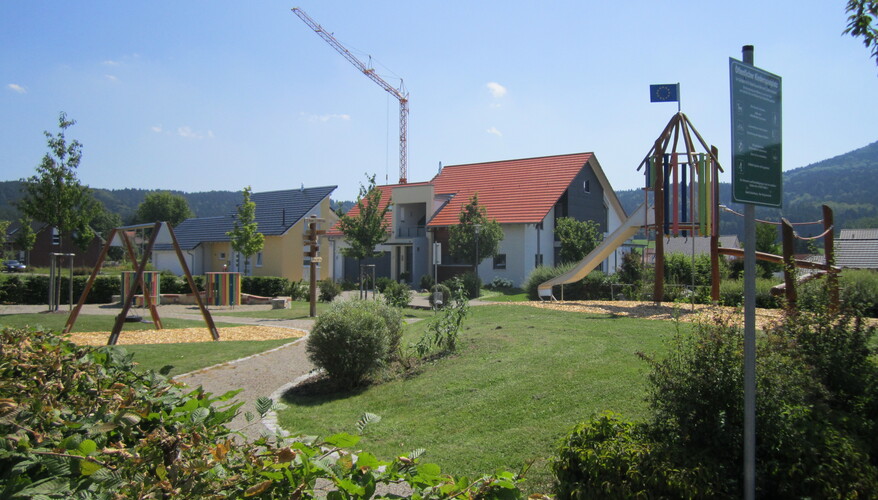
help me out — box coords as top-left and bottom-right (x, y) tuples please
(479, 287), (528, 302)
(211, 302), (434, 320)
(0, 313), (242, 333)
(121, 338), (298, 376)
(277, 304), (681, 492)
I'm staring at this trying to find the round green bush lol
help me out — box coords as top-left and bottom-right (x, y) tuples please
(306, 300), (402, 386)
(428, 283), (452, 308)
(318, 279), (341, 302)
(451, 271), (482, 299)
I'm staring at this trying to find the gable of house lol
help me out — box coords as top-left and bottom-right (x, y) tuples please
(836, 229), (878, 269)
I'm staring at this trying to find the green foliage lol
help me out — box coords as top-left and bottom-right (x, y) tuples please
(241, 276), (290, 297)
(16, 112), (99, 250)
(522, 264), (574, 300)
(428, 283), (452, 308)
(485, 276), (514, 290)
(555, 308), (878, 497)
(419, 273), (435, 291)
(552, 413), (710, 498)
(318, 278), (341, 302)
(14, 217), (37, 257)
(717, 278), (781, 308)
(286, 279), (307, 301)
(448, 193), (503, 267)
(338, 174), (391, 262)
(0, 326), (524, 498)
(306, 299), (402, 387)
(554, 217), (603, 265)
(448, 271), (481, 299)
(616, 249), (643, 285)
(800, 269), (878, 317)
(226, 186), (265, 276)
(844, 0), (878, 66)
(414, 285), (469, 357)
(0, 274), (120, 305)
(382, 280), (412, 309)
(132, 190), (193, 227)
(375, 276), (393, 293)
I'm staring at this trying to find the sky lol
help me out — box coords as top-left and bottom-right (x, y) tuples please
(2, 1), (876, 203)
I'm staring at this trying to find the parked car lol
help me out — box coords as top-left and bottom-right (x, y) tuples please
(3, 260), (26, 272)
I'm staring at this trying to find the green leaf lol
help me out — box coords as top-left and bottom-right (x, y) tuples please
(60, 435), (82, 451)
(79, 460), (103, 476)
(416, 462), (442, 479)
(355, 412), (381, 433)
(255, 396), (274, 416)
(78, 439), (97, 456)
(324, 432), (360, 448)
(356, 452), (380, 469)
(190, 407), (209, 424)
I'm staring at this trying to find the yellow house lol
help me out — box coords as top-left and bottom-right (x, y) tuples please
(153, 186), (338, 282)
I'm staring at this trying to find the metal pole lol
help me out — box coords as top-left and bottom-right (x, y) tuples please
(742, 43), (757, 500)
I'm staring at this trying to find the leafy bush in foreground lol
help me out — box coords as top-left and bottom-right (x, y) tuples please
(553, 307), (878, 498)
(0, 326), (525, 498)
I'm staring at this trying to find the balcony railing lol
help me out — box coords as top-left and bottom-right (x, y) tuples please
(397, 226), (426, 238)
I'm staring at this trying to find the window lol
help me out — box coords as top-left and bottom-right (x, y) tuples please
(584, 180), (591, 193)
(219, 252), (226, 260)
(256, 252), (263, 267)
(535, 253), (544, 267)
(493, 254), (507, 270)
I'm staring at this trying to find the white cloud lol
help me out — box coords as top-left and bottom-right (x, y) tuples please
(486, 126), (503, 137)
(151, 125), (164, 133)
(176, 126), (214, 140)
(104, 74), (118, 82)
(300, 112), (351, 123)
(102, 60), (120, 66)
(7, 83), (27, 94)
(486, 82), (507, 98)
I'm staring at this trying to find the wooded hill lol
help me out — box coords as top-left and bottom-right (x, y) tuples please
(615, 139), (878, 238)
(2, 140), (876, 236)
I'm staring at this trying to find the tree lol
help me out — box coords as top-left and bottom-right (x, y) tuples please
(844, 0), (878, 67)
(16, 112), (98, 250)
(0, 220), (9, 259)
(226, 186), (264, 276)
(448, 193), (503, 271)
(755, 221), (781, 278)
(132, 191), (193, 227)
(337, 174), (392, 270)
(13, 217), (36, 264)
(555, 217), (604, 264)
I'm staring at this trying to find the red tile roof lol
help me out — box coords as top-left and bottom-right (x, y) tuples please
(427, 153), (594, 227)
(326, 182), (431, 236)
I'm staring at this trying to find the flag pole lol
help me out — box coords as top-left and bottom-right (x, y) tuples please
(677, 82), (681, 113)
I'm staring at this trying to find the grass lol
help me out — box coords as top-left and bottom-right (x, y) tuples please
(277, 304), (682, 492)
(0, 312), (242, 332)
(121, 338), (298, 376)
(211, 301), (434, 320)
(479, 287), (528, 302)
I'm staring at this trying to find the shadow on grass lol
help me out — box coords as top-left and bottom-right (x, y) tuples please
(280, 373), (368, 407)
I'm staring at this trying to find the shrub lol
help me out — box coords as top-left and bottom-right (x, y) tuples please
(375, 276), (393, 293)
(318, 279), (342, 302)
(383, 280), (412, 309)
(0, 326), (521, 498)
(242, 276), (289, 297)
(447, 271), (481, 299)
(523, 263), (574, 300)
(428, 283), (452, 308)
(419, 273), (435, 291)
(718, 278), (780, 308)
(306, 300), (401, 386)
(486, 276), (514, 290)
(286, 279), (307, 301)
(414, 285), (470, 357)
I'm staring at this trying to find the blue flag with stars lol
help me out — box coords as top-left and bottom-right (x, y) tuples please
(650, 84), (679, 102)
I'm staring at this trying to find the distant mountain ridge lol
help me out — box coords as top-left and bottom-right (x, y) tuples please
(2, 140), (876, 235)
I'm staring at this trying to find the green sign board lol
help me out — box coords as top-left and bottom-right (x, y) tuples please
(730, 58), (782, 207)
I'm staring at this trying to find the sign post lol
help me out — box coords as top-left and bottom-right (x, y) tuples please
(730, 45), (782, 500)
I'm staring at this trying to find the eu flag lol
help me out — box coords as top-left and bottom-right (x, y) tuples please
(650, 84), (679, 103)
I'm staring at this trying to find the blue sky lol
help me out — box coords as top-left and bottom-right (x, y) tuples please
(2, 1), (876, 202)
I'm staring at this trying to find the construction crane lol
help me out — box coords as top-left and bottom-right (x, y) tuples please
(292, 7), (409, 184)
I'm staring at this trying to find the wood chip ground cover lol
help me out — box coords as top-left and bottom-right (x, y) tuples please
(68, 325), (306, 345)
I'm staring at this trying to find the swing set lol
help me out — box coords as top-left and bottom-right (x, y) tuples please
(63, 222), (220, 345)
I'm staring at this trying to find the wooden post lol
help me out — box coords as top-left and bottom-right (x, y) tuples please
(305, 216), (325, 318)
(653, 147), (665, 303)
(781, 218), (797, 314)
(710, 146), (721, 303)
(64, 229), (116, 334)
(109, 224), (162, 345)
(822, 204), (839, 313)
(167, 223), (220, 340)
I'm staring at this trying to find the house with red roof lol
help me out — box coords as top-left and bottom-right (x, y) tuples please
(328, 152), (627, 287)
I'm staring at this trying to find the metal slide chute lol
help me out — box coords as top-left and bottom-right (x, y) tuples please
(538, 202), (653, 299)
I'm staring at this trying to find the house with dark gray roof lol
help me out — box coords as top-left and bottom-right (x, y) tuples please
(153, 186), (337, 281)
(835, 229), (878, 269)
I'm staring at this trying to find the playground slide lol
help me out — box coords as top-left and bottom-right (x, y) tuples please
(538, 202), (654, 298)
